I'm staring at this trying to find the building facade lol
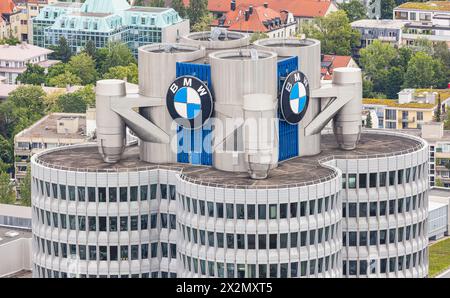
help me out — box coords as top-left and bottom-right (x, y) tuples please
(393, 1), (450, 48)
(30, 33), (429, 278)
(0, 0), (21, 40)
(31, 0), (189, 55)
(0, 42), (58, 84)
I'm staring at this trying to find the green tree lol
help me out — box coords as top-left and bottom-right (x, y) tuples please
(403, 51), (444, 89)
(103, 64), (138, 84)
(187, 0), (208, 30)
(171, 0), (187, 17)
(434, 96), (442, 122)
(384, 67), (404, 99)
(57, 92), (87, 113)
(77, 85), (96, 108)
(365, 112), (373, 128)
(191, 13), (213, 32)
(338, 0), (367, 22)
(100, 42), (136, 73)
(0, 172), (15, 205)
(300, 10), (360, 55)
(66, 53), (97, 85)
(0, 136), (13, 167)
(250, 32), (269, 43)
(380, 0), (396, 19)
(16, 63), (46, 85)
(0, 37), (20, 45)
(48, 71), (82, 88)
(49, 36), (72, 63)
(84, 39), (97, 58)
(150, 0), (165, 6)
(363, 79), (373, 98)
(8, 85), (46, 112)
(19, 168), (31, 207)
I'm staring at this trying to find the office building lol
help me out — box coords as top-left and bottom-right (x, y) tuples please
(31, 0), (189, 55)
(30, 34), (429, 278)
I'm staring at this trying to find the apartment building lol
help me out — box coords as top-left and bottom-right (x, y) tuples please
(351, 19), (406, 51)
(0, 0), (21, 40)
(0, 42), (58, 84)
(394, 1), (450, 47)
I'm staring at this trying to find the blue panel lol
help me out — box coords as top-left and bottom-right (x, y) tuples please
(277, 57), (299, 161)
(175, 62), (213, 166)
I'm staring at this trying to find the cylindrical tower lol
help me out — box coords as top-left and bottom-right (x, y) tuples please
(209, 49), (278, 173)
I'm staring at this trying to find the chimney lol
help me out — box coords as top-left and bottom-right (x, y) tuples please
(249, 5), (253, 15)
(264, 2), (268, 8)
(245, 10), (250, 21)
(231, 0), (236, 11)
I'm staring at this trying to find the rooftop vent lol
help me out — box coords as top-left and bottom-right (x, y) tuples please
(4, 231), (19, 238)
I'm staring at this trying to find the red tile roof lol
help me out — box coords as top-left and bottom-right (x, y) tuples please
(321, 55), (353, 80)
(206, 0), (333, 18)
(0, 0), (16, 15)
(214, 5), (287, 33)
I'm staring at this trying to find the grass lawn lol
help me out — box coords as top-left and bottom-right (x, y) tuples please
(429, 237), (450, 277)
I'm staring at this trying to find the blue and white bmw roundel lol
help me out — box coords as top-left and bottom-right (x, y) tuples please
(166, 76), (213, 129)
(280, 71), (310, 124)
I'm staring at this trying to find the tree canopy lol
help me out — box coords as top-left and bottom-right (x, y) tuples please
(338, 0), (367, 22)
(16, 63), (46, 85)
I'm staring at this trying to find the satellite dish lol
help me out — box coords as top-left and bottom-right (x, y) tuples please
(250, 49), (259, 60)
(211, 27), (222, 41)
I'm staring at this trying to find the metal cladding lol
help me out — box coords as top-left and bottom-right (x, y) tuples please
(179, 31), (251, 51)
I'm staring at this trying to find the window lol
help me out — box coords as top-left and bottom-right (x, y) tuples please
(309, 200), (315, 215)
(120, 187), (127, 202)
(120, 216), (128, 231)
(280, 203), (287, 218)
(109, 188), (117, 202)
(359, 174), (367, 188)
(369, 173), (377, 188)
(349, 203), (357, 217)
(226, 204), (234, 219)
(161, 214), (167, 229)
(131, 216), (138, 231)
(199, 200), (205, 216)
(258, 204), (266, 219)
(269, 234), (277, 249)
(130, 186), (138, 202)
(236, 204), (244, 219)
(291, 232), (298, 248)
(160, 185), (167, 199)
(79, 245), (86, 260)
(141, 215), (148, 230)
(269, 204), (277, 219)
(349, 232), (357, 246)
(359, 203), (367, 217)
(217, 203), (224, 218)
(207, 202), (214, 217)
(389, 171), (395, 186)
(237, 234), (244, 249)
(247, 204), (255, 219)
(89, 246), (97, 261)
(110, 246), (118, 261)
(99, 246), (107, 261)
(169, 185), (176, 200)
(131, 245), (139, 260)
(300, 202), (306, 216)
(290, 202), (297, 218)
(227, 234), (234, 249)
(150, 184), (157, 200)
(140, 186), (148, 201)
(360, 231), (367, 246)
(370, 231), (377, 245)
(110, 217), (117, 232)
(248, 234), (255, 249)
(121, 246), (128, 260)
(98, 188), (106, 202)
(360, 260), (367, 275)
(369, 202), (377, 217)
(88, 187), (95, 202)
(88, 216), (96, 231)
(69, 215), (76, 230)
(78, 187), (85, 202)
(217, 233), (224, 248)
(259, 234), (266, 249)
(348, 174), (356, 189)
(99, 217), (107, 232)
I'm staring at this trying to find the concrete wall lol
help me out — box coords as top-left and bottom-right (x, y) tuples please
(0, 238), (32, 277)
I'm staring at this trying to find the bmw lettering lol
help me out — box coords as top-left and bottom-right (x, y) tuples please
(280, 70), (310, 124)
(166, 76), (213, 129)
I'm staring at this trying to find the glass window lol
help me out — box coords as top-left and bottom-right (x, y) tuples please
(359, 203), (367, 217)
(349, 232), (357, 246)
(237, 234), (244, 249)
(379, 201), (387, 216)
(208, 232), (214, 247)
(98, 188), (106, 202)
(169, 185), (176, 200)
(369, 173), (377, 188)
(109, 217), (117, 232)
(88, 216), (96, 231)
(108, 188), (117, 202)
(259, 234), (266, 249)
(121, 246), (128, 260)
(290, 202), (298, 218)
(280, 203), (287, 218)
(370, 231), (377, 245)
(248, 234), (255, 249)
(389, 200), (395, 215)
(280, 233), (288, 249)
(69, 215), (76, 230)
(130, 186), (138, 202)
(67, 186), (74, 201)
(360, 231), (367, 246)
(398, 198), (404, 213)
(309, 230), (316, 245)
(247, 204), (255, 220)
(99, 246), (107, 261)
(349, 261), (357, 275)
(291, 232), (298, 248)
(150, 184), (157, 200)
(140, 186), (148, 201)
(161, 214), (167, 229)
(89, 246), (97, 261)
(120, 216), (128, 231)
(348, 174), (356, 189)
(99, 217), (107, 232)
(131, 216), (138, 231)
(389, 228), (396, 244)
(60, 214), (67, 229)
(79, 245), (86, 260)
(217, 203), (224, 218)
(389, 171), (395, 186)
(349, 203), (357, 217)
(309, 200), (315, 215)
(226, 203), (234, 219)
(379, 172), (387, 187)
(120, 187), (127, 202)
(370, 202), (377, 217)
(258, 204), (266, 219)
(60, 185), (67, 200)
(141, 215), (148, 230)
(236, 204), (244, 219)
(269, 234), (277, 249)
(110, 246), (118, 261)
(199, 200), (205, 216)
(160, 184), (167, 199)
(227, 233), (234, 249)
(217, 233), (224, 248)
(360, 260), (367, 275)
(77, 187), (85, 202)
(270, 264), (278, 278)
(131, 245), (139, 260)
(300, 202), (306, 216)
(207, 202), (214, 217)
(88, 187), (95, 202)
(259, 264), (267, 278)
(359, 174), (367, 188)
(269, 204), (277, 219)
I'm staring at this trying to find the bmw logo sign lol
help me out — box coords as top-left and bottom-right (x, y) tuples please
(280, 71), (310, 124)
(166, 76), (213, 129)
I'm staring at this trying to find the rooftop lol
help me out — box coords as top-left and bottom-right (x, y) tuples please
(0, 227), (31, 246)
(15, 113), (88, 142)
(207, 0), (334, 18)
(395, 1), (450, 12)
(321, 55), (355, 80)
(363, 98), (436, 109)
(35, 131), (423, 189)
(0, 43), (52, 62)
(0, 84), (81, 99)
(397, 128), (450, 143)
(351, 19), (407, 29)
(0, 0), (16, 15)
(0, 203), (31, 220)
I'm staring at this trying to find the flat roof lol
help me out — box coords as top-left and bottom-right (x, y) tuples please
(35, 132), (424, 189)
(4, 270), (32, 278)
(15, 113), (87, 142)
(0, 44), (52, 62)
(351, 19), (407, 29)
(0, 84), (81, 99)
(395, 1), (450, 11)
(363, 98), (436, 109)
(0, 227), (31, 246)
(393, 128), (450, 143)
(0, 204), (31, 219)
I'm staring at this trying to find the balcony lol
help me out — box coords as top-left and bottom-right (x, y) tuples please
(378, 36), (397, 42)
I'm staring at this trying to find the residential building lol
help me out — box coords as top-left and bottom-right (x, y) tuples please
(363, 88), (450, 129)
(14, 113), (94, 195)
(30, 35), (428, 278)
(351, 19), (406, 56)
(0, 0), (21, 40)
(428, 188), (450, 240)
(31, 0), (189, 55)
(321, 54), (358, 80)
(207, 0), (338, 29)
(394, 1), (450, 48)
(212, 4), (296, 38)
(13, 0), (58, 42)
(0, 42), (58, 84)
